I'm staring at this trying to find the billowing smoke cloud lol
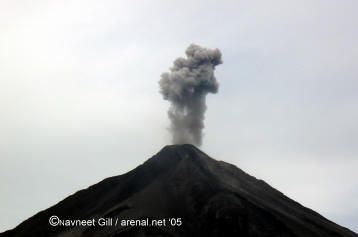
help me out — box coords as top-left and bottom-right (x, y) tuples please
(159, 44), (222, 146)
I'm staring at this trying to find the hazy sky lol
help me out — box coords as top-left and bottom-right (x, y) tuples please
(1, 0), (357, 233)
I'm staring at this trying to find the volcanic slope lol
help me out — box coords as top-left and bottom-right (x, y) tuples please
(1, 144), (357, 237)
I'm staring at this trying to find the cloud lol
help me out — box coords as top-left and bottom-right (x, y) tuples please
(0, 0), (357, 233)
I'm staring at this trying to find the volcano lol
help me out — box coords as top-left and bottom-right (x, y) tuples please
(1, 144), (357, 237)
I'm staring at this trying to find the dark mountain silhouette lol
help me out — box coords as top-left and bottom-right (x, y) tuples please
(1, 144), (357, 237)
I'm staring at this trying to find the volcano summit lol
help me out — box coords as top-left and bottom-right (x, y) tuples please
(1, 145), (357, 237)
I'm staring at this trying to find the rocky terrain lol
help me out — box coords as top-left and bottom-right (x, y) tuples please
(1, 144), (357, 237)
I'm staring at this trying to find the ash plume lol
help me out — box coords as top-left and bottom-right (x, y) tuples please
(159, 44), (222, 146)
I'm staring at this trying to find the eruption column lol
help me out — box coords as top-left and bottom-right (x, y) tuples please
(159, 44), (222, 146)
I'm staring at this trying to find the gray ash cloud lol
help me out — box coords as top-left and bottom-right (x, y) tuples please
(159, 44), (222, 146)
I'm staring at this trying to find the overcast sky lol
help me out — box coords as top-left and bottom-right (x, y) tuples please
(1, 0), (357, 233)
